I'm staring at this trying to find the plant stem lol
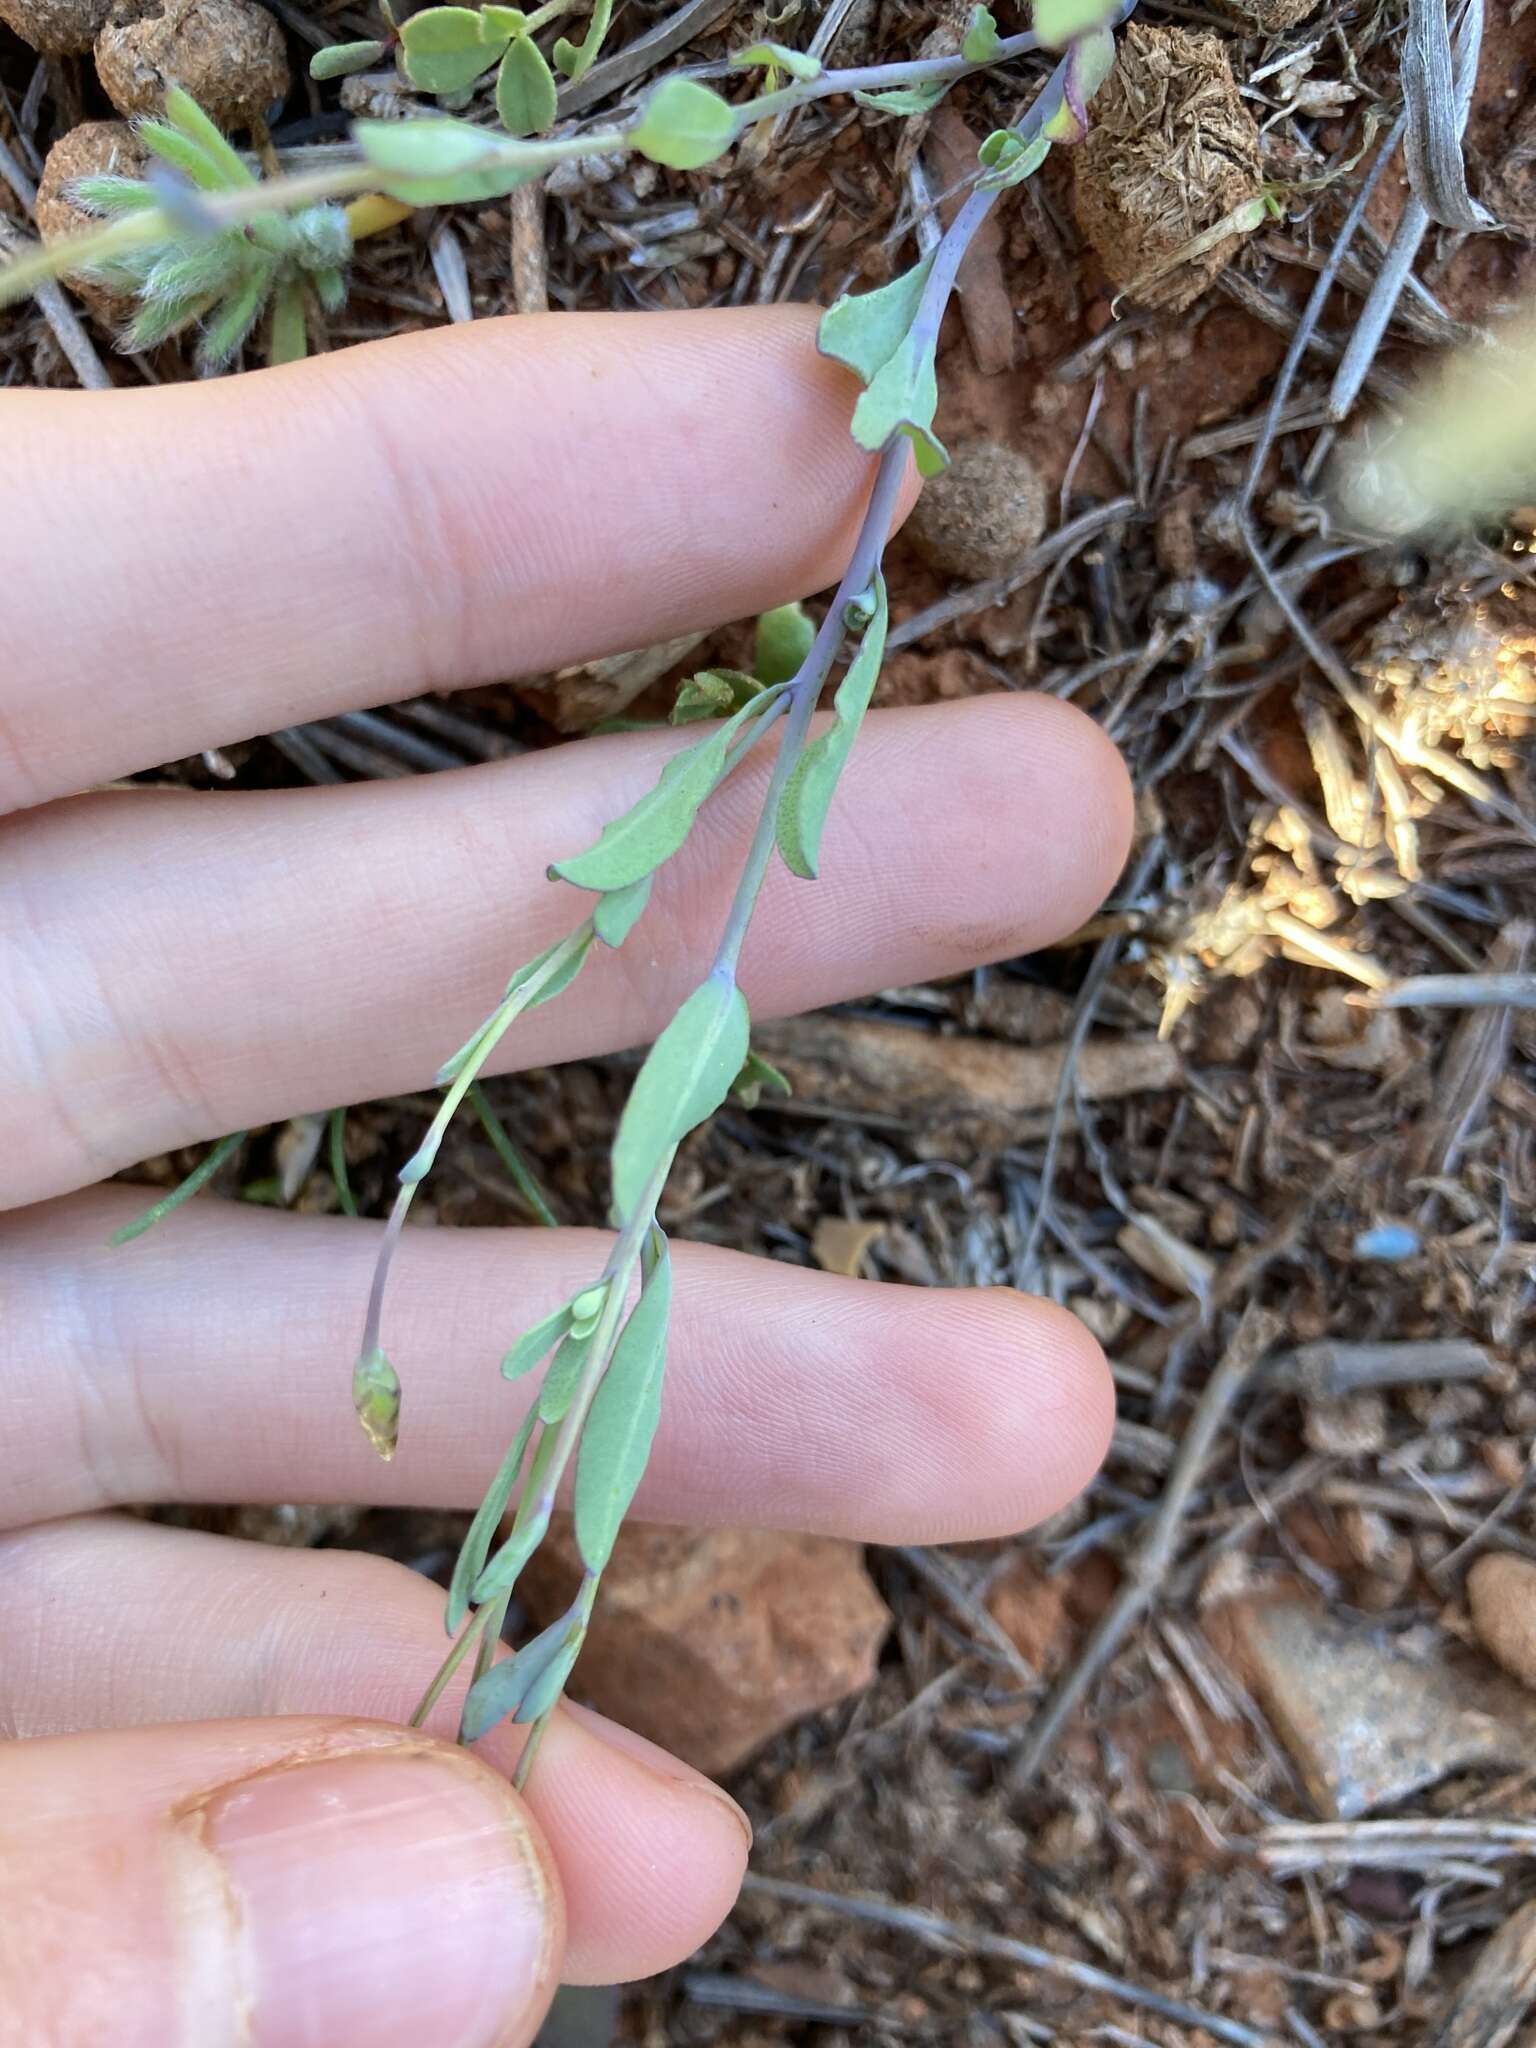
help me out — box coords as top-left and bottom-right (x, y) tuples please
(328, 1105), (359, 1218)
(739, 30), (1041, 123)
(109, 1130), (249, 1245)
(468, 1082), (559, 1226)
(408, 1597), (500, 1729)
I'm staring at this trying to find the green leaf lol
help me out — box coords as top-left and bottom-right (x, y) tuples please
(776, 574), (888, 879)
(471, 1433), (555, 1603)
(138, 119), (237, 195)
(399, 5), (506, 92)
(161, 87), (254, 188)
(446, 1407), (538, 1632)
(480, 4), (527, 35)
(549, 688), (783, 893)
(849, 331), (947, 474)
(433, 931), (592, 1086)
(611, 975), (750, 1212)
(355, 117), (534, 205)
(574, 1235), (672, 1572)
(629, 78), (737, 169)
(754, 601), (815, 685)
(731, 1047), (791, 1108)
(353, 1344), (402, 1459)
(594, 874), (652, 947)
(197, 265), (273, 369)
(267, 278), (308, 367)
(310, 37), (387, 78)
(671, 668), (762, 724)
(553, 0), (613, 78)
(68, 175), (159, 217)
(977, 128), (1050, 189)
(501, 1299), (576, 1379)
(818, 255), (932, 384)
(730, 39), (822, 78)
(461, 1608), (585, 1739)
(1033, 0), (1111, 47)
(537, 1321), (598, 1423)
(854, 81), (948, 113)
(496, 33), (557, 135)
(962, 3), (1002, 60)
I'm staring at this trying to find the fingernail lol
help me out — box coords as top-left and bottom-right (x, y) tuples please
(200, 1748), (555, 2048)
(562, 1701), (754, 1852)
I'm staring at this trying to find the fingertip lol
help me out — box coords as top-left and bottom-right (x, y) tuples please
(535, 1703), (750, 1984)
(989, 1289), (1118, 1524)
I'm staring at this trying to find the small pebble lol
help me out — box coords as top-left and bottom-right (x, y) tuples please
(1469, 1553), (1536, 1692)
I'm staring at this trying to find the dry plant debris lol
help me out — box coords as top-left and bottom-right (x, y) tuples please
(93, 0), (289, 125)
(6, 0), (1536, 2037)
(1073, 23), (1263, 312)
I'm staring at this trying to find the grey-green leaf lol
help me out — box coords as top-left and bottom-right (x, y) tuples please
(574, 1236), (672, 1572)
(849, 331), (947, 474)
(611, 976), (750, 1212)
(399, 4), (506, 92)
(731, 1047), (791, 1108)
(446, 1407), (538, 1632)
(962, 3), (1001, 60)
(537, 1321), (598, 1424)
(310, 37), (387, 78)
(729, 39), (822, 78)
(776, 574), (888, 880)
(549, 688), (782, 893)
(594, 874), (652, 947)
(355, 117), (536, 205)
(817, 255), (932, 384)
(496, 33), (557, 135)
(471, 1493), (552, 1604)
(854, 81), (948, 114)
(629, 77), (737, 169)
(460, 1609), (584, 1740)
(753, 601), (815, 685)
(501, 1300), (575, 1379)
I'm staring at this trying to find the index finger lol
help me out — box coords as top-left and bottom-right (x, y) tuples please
(0, 305), (906, 812)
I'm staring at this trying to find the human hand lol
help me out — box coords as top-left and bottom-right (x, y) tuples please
(0, 305), (1130, 2046)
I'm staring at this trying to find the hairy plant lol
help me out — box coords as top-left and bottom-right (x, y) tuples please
(2, 0), (1132, 1782)
(68, 89), (351, 368)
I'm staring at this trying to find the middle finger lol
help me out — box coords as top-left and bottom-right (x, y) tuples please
(1, 692), (1130, 1207)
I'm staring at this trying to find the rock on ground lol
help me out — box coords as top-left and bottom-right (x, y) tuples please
(522, 1519), (891, 1777)
(1468, 1551), (1536, 1692)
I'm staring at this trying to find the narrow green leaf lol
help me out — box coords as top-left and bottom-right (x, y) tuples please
(353, 1344), (402, 1459)
(496, 33), (557, 136)
(137, 119), (236, 195)
(776, 574), (888, 880)
(855, 80), (950, 113)
(310, 37), (387, 78)
(817, 255), (932, 384)
(962, 3), (1002, 59)
(400, 4), (506, 92)
(197, 265), (273, 370)
(553, 0), (613, 78)
(730, 39), (822, 78)
(471, 1491), (552, 1603)
(68, 175), (160, 217)
(161, 87), (255, 188)
(507, 928), (593, 1005)
(629, 77), (737, 169)
(501, 1299), (575, 1379)
(594, 874), (652, 947)
(549, 688), (782, 894)
(754, 601), (815, 686)
(514, 1621), (586, 1721)
(611, 976), (750, 1212)
(267, 278), (308, 367)
(574, 1235), (673, 1572)
(446, 1407), (538, 1632)
(461, 1607), (584, 1739)
(671, 668), (762, 724)
(848, 331), (947, 473)
(538, 1321), (598, 1424)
